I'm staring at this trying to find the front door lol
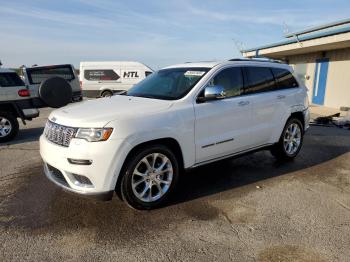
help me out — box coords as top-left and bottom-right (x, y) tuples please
(194, 67), (252, 163)
(312, 58), (329, 105)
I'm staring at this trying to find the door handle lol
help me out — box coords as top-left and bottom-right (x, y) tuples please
(277, 95), (286, 99)
(238, 101), (250, 106)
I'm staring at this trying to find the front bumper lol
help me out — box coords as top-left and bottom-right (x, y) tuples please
(44, 162), (114, 200)
(40, 134), (131, 199)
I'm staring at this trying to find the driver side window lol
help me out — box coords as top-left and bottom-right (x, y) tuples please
(209, 67), (244, 98)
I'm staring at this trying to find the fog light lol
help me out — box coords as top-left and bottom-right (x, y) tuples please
(72, 173), (92, 186)
(68, 158), (92, 165)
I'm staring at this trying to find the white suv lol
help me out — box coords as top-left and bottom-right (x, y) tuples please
(0, 68), (39, 142)
(40, 59), (310, 209)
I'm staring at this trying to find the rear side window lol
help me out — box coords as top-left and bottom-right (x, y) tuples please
(0, 72), (25, 87)
(271, 68), (299, 89)
(26, 65), (75, 85)
(210, 67), (244, 98)
(244, 67), (276, 94)
(84, 70), (120, 81)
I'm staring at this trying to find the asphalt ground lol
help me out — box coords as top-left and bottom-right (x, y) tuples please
(0, 108), (349, 261)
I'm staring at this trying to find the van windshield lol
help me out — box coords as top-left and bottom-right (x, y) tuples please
(126, 67), (210, 100)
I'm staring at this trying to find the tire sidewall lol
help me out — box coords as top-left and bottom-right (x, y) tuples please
(39, 77), (72, 108)
(121, 145), (179, 210)
(101, 90), (113, 97)
(280, 118), (304, 158)
(0, 112), (19, 142)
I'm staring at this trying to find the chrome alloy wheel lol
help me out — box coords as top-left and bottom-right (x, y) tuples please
(131, 153), (173, 202)
(283, 123), (301, 155)
(0, 117), (12, 138)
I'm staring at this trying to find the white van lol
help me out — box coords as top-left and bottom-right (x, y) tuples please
(79, 61), (153, 97)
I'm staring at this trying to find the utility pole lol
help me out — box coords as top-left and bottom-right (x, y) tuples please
(232, 38), (246, 57)
(283, 22), (303, 47)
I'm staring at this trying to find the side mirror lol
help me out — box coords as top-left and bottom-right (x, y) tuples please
(197, 85), (226, 103)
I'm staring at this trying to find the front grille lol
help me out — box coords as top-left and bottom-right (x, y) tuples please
(47, 164), (70, 187)
(44, 120), (77, 147)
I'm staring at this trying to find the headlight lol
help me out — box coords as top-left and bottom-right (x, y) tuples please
(75, 128), (113, 142)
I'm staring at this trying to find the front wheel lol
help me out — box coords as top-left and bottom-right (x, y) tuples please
(101, 90), (113, 97)
(271, 118), (304, 161)
(120, 145), (179, 210)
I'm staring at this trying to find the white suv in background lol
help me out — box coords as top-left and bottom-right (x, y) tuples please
(40, 59), (310, 209)
(0, 68), (39, 142)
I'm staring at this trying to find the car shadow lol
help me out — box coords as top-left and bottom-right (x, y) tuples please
(0, 126), (349, 236)
(168, 125), (350, 206)
(0, 127), (44, 146)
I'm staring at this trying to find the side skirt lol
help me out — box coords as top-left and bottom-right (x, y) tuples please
(187, 143), (274, 170)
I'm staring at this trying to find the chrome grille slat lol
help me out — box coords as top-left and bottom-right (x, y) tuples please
(44, 120), (77, 147)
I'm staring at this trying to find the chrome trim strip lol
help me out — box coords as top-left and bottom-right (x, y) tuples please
(202, 138), (234, 148)
(193, 143), (273, 168)
(216, 138), (234, 145)
(202, 143), (215, 149)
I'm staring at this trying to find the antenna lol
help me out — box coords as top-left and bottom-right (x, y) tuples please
(232, 38), (246, 56)
(283, 21), (290, 35)
(283, 21), (303, 47)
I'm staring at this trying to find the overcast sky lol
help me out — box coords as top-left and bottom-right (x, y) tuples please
(1, 0), (350, 69)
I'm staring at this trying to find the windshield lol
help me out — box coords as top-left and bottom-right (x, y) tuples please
(126, 67), (210, 100)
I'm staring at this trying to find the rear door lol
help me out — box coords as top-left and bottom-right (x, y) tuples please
(24, 64), (79, 98)
(245, 66), (298, 146)
(194, 66), (253, 163)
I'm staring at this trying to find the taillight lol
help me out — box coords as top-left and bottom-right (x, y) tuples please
(18, 89), (30, 97)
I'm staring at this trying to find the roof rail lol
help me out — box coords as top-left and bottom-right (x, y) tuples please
(228, 58), (284, 64)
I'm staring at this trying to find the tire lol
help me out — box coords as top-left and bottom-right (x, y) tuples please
(0, 112), (19, 142)
(120, 145), (179, 210)
(39, 77), (72, 108)
(101, 90), (113, 97)
(271, 118), (304, 161)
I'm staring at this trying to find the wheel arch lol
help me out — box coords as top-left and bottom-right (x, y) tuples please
(114, 137), (185, 199)
(290, 111), (305, 131)
(99, 89), (113, 97)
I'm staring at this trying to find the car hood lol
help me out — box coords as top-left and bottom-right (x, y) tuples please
(48, 95), (174, 127)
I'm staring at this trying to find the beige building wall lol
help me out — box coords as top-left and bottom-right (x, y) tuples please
(288, 53), (319, 105)
(287, 48), (350, 108)
(325, 48), (350, 108)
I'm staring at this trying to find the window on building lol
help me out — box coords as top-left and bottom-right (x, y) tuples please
(244, 67), (276, 94)
(0, 72), (25, 87)
(209, 67), (244, 98)
(84, 69), (120, 81)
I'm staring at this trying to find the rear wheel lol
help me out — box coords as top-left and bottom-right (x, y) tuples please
(101, 90), (113, 97)
(0, 112), (19, 142)
(271, 118), (304, 161)
(120, 145), (179, 210)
